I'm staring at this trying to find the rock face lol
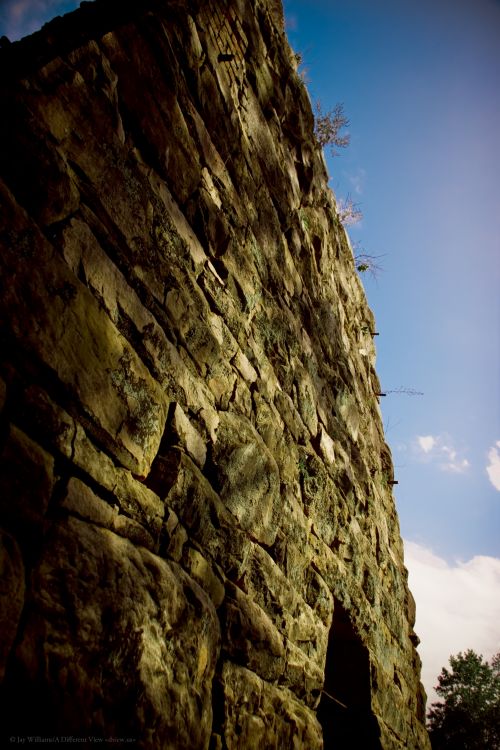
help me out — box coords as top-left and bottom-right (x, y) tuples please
(0, 0), (430, 747)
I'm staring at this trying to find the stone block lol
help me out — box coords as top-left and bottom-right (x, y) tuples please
(280, 640), (325, 707)
(61, 477), (155, 551)
(17, 388), (165, 547)
(0, 180), (168, 477)
(0, 425), (54, 533)
(19, 385), (76, 460)
(70, 421), (164, 546)
(0, 95), (80, 226)
(182, 546), (225, 608)
(59, 216), (172, 382)
(212, 411), (280, 547)
(220, 662), (323, 750)
(162, 508), (189, 562)
(232, 348), (258, 384)
(222, 582), (285, 682)
(0, 529), (25, 680)
(151, 449), (252, 581)
(318, 425), (336, 465)
(6, 516), (220, 745)
(244, 545), (328, 674)
(61, 477), (117, 528)
(167, 403), (207, 468)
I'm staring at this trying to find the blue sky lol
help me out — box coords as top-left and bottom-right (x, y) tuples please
(2, 0), (499, 703)
(283, 0), (500, 698)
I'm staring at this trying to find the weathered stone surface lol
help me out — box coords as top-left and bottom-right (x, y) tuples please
(222, 582), (286, 682)
(15, 385), (165, 546)
(0, 529), (24, 681)
(220, 662), (323, 750)
(0, 425), (54, 534)
(4, 517), (220, 747)
(182, 545), (225, 608)
(0, 180), (168, 477)
(0, 0), (430, 747)
(152, 449), (253, 581)
(169, 403), (207, 468)
(61, 477), (156, 551)
(211, 411), (280, 547)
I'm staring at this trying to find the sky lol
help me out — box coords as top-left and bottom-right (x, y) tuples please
(284, 0), (500, 703)
(1, 0), (499, 707)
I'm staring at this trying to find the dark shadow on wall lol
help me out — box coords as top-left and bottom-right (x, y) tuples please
(318, 600), (381, 750)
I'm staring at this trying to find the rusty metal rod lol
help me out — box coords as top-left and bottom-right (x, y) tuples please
(321, 689), (348, 709)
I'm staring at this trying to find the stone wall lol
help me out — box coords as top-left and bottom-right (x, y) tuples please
(0, 0), (430, 747)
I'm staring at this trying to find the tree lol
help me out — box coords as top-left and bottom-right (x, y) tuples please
(353, 251), (384, 278)
(337, 194), (363, 226)
(349, 241), (384, 279)
(314, 101), (350, 155)
(427, 649), (500, 749)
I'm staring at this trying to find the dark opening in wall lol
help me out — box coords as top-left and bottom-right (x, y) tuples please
(318, 600), (381, 749)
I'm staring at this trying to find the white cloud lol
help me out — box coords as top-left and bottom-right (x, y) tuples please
(415, 433), (470, 473)
(404, 539), (500, 705)
(440, 443), (470, 472)
(486, 441), (500, 491)
(418, 435), (436, 453)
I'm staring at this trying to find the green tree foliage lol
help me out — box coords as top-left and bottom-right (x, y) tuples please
(428, 649), (500, 749)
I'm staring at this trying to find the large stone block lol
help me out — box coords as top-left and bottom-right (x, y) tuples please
(60, 477), (156, 551)
(0, 180), (168, 476)
(150, 449), (252, 581)
(220, 662), (323, 750)
(4, 517), (220, 748)
(221, 582), (286, 682)
(211, 412), (280, 547)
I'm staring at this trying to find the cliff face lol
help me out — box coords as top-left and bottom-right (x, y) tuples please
(0, 1), (430, 747)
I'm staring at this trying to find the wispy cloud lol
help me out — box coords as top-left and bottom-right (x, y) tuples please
(285, 13), (298, 32)
(344, 167), (367, 196)
(486, 441), (500, 491)
(415, 433), (470, 473)
(405, 540), (500, 705)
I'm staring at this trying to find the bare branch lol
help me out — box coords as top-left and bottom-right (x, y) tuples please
(337, 194), (363, 226)
(353, 248), (385, 279)
(385, 387), (424, 397)
(314, 101), (350, 156)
